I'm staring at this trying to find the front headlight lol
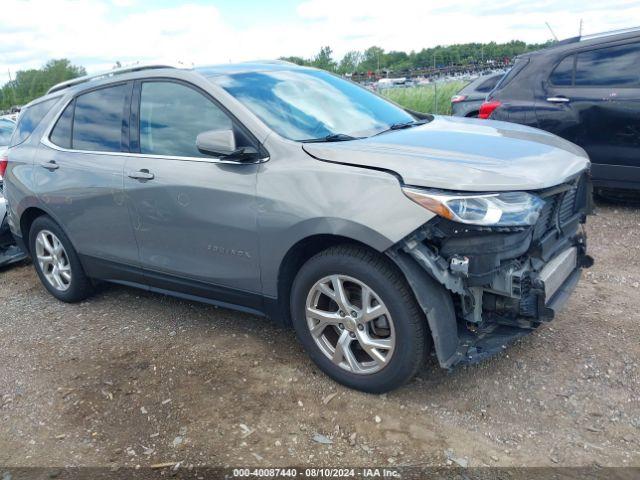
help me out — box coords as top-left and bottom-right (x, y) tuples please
(403, 188), (545, 226)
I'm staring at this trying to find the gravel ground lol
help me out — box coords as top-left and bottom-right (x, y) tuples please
(0, 200), (638, 469)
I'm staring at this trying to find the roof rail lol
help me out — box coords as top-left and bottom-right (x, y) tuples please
(47, 63), (178, 94)
(580, 25), (640, 41)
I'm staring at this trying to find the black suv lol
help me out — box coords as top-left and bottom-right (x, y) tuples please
(479, 28), (640, 192)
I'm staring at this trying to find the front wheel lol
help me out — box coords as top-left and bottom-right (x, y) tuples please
(290, 245), (429, 393)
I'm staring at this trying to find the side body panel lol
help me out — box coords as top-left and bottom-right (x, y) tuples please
(256, 136), (435, 299)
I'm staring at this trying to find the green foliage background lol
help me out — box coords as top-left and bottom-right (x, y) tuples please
(1, 39), (550, 110)
(281, 40), (551, 74)
(381, 81), (468, 115)
(1, 59), (86, 110)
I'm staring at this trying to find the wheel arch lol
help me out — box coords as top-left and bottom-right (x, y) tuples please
(274, 233), (381, 326)
(19, 206), (50, 255)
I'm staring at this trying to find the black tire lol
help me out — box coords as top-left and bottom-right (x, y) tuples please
(29, 215), (94, 302)
(290, 245), (429, 393)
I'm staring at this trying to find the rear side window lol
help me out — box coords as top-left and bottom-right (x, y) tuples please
(139, 81), (232, 157)
(73, 84), (128, 152)
(550, 55), (574, 86)
(9, 97), (58, 147)
(575, 43), (640, 87)
(49, 100), (74, 149)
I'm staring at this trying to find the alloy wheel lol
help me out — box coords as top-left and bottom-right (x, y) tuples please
(35, 230), (72, 291)
(305, 274), (395, 375)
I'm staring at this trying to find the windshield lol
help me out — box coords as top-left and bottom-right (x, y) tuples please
(0, 119), (15, 145)
(210, 69), (415, 141)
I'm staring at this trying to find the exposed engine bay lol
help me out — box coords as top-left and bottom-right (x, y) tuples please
(388, 172), (594, 368)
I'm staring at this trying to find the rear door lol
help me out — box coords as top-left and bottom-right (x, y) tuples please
(35, 83), (141, 273)
(539, 42), (640, 186)
(124, 79), (263, 307)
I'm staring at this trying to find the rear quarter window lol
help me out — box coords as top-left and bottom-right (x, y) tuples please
(476, 75), (502, 93)
(494, 58), (530, 90)
(49, 100), (74, 149)
(9, 97), (59, 147)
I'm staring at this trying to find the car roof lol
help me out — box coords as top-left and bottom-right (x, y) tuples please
(521, 28), (640, 59)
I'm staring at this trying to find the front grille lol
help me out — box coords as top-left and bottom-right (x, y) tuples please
(559, 187), (578, 223)
(533, 174), (586, 241)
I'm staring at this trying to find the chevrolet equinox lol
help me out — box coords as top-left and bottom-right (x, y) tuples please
(3, 62), (593, 392)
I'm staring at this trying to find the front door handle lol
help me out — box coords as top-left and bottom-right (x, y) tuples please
(40, 160), (59, 171)
(547, 96), (570, 103)
(128, 169), (155, 180)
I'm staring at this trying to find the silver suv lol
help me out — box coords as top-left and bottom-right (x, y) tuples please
(4, 62), (592, 392)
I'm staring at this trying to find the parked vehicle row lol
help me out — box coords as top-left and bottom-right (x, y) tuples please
(4, 61), (592, 392)
(450, 73), (503, 117)
(474, 27), (640, 192)
(0, 115), (27, 267)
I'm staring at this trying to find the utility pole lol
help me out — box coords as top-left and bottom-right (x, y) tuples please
(7, 68), (14, 106)
(545, 22), (559, 41)
(579, 19), (583, 37)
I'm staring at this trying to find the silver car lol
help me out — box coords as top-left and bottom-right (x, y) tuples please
(3, 62), (592, 392)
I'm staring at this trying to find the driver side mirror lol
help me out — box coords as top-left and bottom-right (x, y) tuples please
(196, 129), (237, 156)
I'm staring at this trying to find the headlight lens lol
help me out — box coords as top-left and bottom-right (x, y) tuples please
(403, 188), (545, 226)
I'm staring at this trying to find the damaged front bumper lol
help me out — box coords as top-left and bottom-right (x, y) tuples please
(387, 173), (593, 368)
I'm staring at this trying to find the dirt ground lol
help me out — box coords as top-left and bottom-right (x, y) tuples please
(0, 200), (638, 470)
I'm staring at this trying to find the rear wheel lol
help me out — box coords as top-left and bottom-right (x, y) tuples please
(29, 216), (94, 302)
(290, 245), (429, 393)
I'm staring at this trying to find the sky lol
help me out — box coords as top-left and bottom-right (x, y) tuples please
(2, 0), (640, 85)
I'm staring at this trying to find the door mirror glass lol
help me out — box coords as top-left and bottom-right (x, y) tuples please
(196, 129), (236, 156)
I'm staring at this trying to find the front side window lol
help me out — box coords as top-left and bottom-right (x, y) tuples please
(549, 55), (574, 86)
(209, 68), (415, 141)
(139, 81), (233, 157)
(575, 43), (640, 87)
(10, 97), (58, 147)
(73, 84), (128, 152)
(0, 119), (15, 145)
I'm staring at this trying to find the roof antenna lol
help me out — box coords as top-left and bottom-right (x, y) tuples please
(545, 22), (559, 41)
(579, 18), (583, 37)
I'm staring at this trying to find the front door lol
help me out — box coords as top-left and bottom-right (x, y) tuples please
(124, 79), (263, 308)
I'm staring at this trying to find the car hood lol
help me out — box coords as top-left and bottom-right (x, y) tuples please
(302, 116), (590, 192)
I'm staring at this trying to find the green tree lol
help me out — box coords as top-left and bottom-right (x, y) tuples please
(337, 51), (363, 74)
(311, 46), (336, 71)
(1, 59), (86, 110)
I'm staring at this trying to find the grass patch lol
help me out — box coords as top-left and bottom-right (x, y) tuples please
(381, 80), (468, 115)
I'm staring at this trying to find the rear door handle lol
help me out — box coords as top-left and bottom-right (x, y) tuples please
(128, 169), (155, 180)
(547, 96), (570, 103)
(40, 161), (59, 171)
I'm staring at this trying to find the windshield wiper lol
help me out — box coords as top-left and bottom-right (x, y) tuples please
(301, 133), (361, 143)
(374, 119), (429, 136)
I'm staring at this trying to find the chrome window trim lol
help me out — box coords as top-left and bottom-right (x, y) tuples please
(40, 96), (269, 166)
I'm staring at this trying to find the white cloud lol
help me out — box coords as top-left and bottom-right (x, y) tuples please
(1, 0), (640, 85)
